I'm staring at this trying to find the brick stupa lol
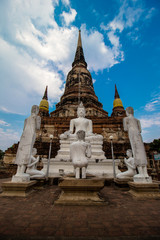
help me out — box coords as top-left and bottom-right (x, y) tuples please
(51, 30), (108, 118)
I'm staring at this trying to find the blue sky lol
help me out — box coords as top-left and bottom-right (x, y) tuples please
(0, 0), (160, 151)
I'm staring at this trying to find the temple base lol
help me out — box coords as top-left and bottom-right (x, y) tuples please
(42, 158), (120, 178)
(1, 181), (37, 197)
(54, 177), (106, 205)
(129, 182), (160, 199)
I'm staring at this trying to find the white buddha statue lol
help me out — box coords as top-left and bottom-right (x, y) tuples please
(60, 102), (102, 141)
(123, 107), (152, 182)
(12, 105), (41, 182)
(117, 149), (136, 179)
(26, 148), (45, 179)
(70, 130), (91, 179)
(55, 102), (105, 162)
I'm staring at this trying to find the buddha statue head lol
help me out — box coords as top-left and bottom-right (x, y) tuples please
(126, 149), (133, 158)
(77, 102), (86, 118)
(31, 105), (39, 115)
(126, 107), (134, 116)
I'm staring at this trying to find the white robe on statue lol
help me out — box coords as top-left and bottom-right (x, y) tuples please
(15, 115), (41, 165)
(123, 116), (147, 166)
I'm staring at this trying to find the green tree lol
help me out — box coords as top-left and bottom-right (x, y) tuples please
(0, 149), (4, 160)
(149, 139), (160, 153)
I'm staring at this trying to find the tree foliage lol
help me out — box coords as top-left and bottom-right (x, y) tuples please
(0, 149), (4, 160)
(149, 139), (160, 153)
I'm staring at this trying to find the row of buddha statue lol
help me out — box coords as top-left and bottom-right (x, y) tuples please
(11, 102), (151, 183)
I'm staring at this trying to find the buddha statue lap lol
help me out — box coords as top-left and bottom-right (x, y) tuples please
(60, 102), (103, 142)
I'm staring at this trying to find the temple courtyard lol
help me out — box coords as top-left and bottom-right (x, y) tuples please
(0, 178), (160, 240)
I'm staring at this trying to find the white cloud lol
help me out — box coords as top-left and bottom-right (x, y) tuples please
(140, 113), (160, 129)
(145, 7), (156, 20)
(107, 31), (120, 47)
(0, 107), (24, 115)
(0, 37), (64, 114)
(81, 25), (124, 72)
(0, 128), (20, 151)
(105, 1), (144, 33)
(61, 0), (70, 6)
(144, 93), (160, 112)
(0, 0), (58, 38)
(127, 29), (140, 43)
(138, 91), (160, 142)
(139, 113), (160, 143)
(0, 120), (10, 127)
(101, 0), (155, 47)
(61, 8), (77, 26)
(145, 100), (159, 112)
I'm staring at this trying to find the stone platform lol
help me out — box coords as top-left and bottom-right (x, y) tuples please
(1, 180), (37, 197)
(0, 178), (160, 239)
(114, 177), (133, 190)
(32, 177), (47, 189)
(55, 177), (106, 205)
(129, 182), (160, 199)
(42, 158), (120, 178)
(56, 137), (106, 162)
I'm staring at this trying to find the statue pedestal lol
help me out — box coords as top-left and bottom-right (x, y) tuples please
(1, 181), (37, 197)
(12, 173), (30, 183)
(133, 175), (152, 183)
(54, 178), (106, 205)
(56, 138), (106, 162)
(114, 177), (133, 190)
(128, 182), (160, 199)
(42, 158), (120, 178)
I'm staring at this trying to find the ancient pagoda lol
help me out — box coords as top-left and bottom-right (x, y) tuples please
(35, 30), (130, 159)
(4, 30), (130, 164)
(51, 30), (108, 118)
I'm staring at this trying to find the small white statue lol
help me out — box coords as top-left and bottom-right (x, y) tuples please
(26, 148), (45, 179)
(70, 130), (91, 179)
(123, 107), (151, 182)
(12, 105), (41, 182)
(60, 102), (102, 141)
(117, 149), (136, 179)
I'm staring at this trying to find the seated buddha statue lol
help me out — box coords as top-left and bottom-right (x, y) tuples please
(60, 102), (103, 142)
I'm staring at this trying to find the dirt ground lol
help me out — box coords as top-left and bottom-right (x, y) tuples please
(0, 178), (160, 240)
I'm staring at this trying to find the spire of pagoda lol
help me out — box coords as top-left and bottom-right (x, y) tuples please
(72, 30), (87, 68)
(114, 84), (120, 99)
(43, 86), (48, 100)
(113, 84), (123, 108)
(111, 84), (125, 117)
(39, 86), (49, 116)
(77, 29), (82, 47)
